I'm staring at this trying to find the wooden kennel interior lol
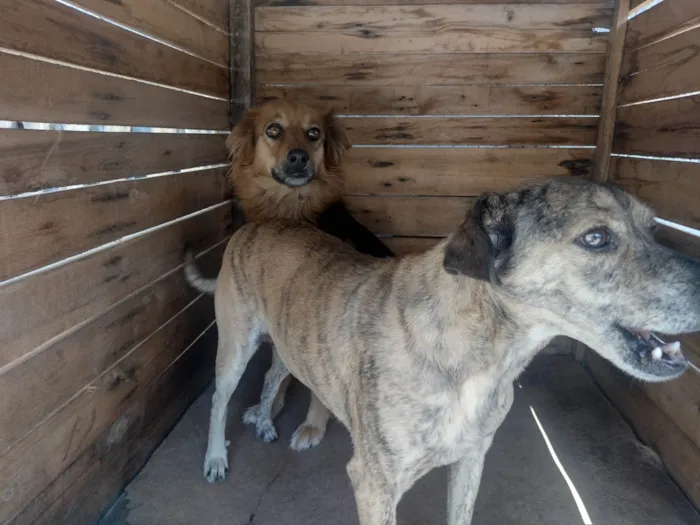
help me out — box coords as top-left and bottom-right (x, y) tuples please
(0, 0), (699, 523)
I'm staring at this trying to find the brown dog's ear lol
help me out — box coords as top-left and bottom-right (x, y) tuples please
(323, 110), (351, 172)
(443, 193), (514, 283)
(226, 109), (258, 167)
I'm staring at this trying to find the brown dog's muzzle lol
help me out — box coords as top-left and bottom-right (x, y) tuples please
(272, 149), (315, 187)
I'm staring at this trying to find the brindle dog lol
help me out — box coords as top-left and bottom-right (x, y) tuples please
(187, 179), (699, 525)
(187, 100), (393, 452)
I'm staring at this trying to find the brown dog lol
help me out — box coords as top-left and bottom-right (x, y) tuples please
(187, 100), (393, 450)
(189, 179), (699, 524)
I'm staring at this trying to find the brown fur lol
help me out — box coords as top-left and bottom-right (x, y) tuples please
(226, 100), (348, 224)
(190, 179), (700, 525)
(185, 100), (392, 451)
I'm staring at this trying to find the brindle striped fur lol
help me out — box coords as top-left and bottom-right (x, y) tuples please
(197, 179), (700, 525)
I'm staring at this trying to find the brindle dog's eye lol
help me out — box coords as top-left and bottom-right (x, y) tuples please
(266, 123), (282, 139)
(577, 227), (612, 251)
(307, 127), (321, 141)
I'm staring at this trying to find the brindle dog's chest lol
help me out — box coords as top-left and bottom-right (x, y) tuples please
(391, 376), (514, 481)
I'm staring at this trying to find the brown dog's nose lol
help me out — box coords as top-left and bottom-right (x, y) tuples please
(287, 149), (309, 169)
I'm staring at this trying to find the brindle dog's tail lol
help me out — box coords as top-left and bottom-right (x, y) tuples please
(184, 251), (217, 295)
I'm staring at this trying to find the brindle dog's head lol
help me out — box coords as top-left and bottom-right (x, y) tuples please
(444, 179), (700, 382)
(227, 100), (350, 189)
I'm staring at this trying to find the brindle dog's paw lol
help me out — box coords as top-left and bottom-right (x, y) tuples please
(290, 423), (325, 451)
(243, 405), (278, 443)
(204, 456), (229, 483)
(242, 404), (261, 426)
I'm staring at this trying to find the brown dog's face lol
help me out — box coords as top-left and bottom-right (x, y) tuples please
(227, 100), (350, 188)
(445, 179), (700, 382)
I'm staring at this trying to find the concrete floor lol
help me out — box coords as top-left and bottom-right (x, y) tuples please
(104, 352), (700, 525)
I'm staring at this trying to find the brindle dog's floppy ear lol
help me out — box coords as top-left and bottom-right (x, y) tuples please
(443, 193), (514, 283)
(323, 109), (351, 172)
(226, 108), (258, 166)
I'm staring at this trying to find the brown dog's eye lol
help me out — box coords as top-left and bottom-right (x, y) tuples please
(577, 227), (612, 251)
(266, 123), (282, 139)
(307, 127), (321, 141)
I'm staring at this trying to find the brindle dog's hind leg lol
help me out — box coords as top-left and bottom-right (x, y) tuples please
(347, 455), (398, 525)
(290, 393), (331, 450)
(204, 319), (261, 484)
(243, 348), (290, 443)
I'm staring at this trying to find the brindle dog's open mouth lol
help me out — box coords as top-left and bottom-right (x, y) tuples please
(617, 325), (687, 370)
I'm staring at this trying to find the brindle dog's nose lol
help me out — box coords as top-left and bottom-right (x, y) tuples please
(287, 149), (309, 169)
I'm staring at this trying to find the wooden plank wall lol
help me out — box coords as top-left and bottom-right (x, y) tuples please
(585, 0), (700, 509)
(255, 0), (614, 254)
(0, 0), (231, 523)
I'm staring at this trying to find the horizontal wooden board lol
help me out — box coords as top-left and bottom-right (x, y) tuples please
(0, 0), (227, 97)
(10, 330), (216, 525)
(611, 156), (700, 229)
(345, 195), (472, 236)
(0, 245), (221, 452)
(381, 236), (442, 255)
(0, 296), (214, 524)
(256, 29), (607, 55)
(0, 205), (230, 369)
(172, 0), (230, 32)
(0, 168), (227, 281)
(257, 85), (603, 115)
(642, 370), (700, 452)
(585, 352), (700, 508)
(257, 5), (613, 31)
(72, 0), (229, 66)
(0, 131), (227, 197)
(626, 0), (700, 50)
(655, 223), (700, 261)
(619, 27), (700, 104)
(257, 53), (606, 85)
(0, 52), (229, 129)
(341, 117), (598, 145)
(614, 95), (700, 158)
(256, 0), (615, 5)
(345, 147), (592, 196)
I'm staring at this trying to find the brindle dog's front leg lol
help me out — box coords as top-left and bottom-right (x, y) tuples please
(347, 455), (398, 525)
(447, 439), (492, 525)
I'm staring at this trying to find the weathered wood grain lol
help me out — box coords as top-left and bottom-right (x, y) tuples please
(345, 195), (472, 236)
(0, 0), (227, 97)
(231, 0), (255, 122)
(626, 0), (700, 51)
(614, 95), (700, 158)
(611, 156), (700, 229)
(655, 223), (700, 261)
(642, 370), (700, 452)
(257, 53), (606, 85)
(620, 27), (700, 105)
(0, 167), (227, 281)
(171, 0), (230, 32)
(257, 4), (612, 32)
(0, 130), (227, 196)
(0, 52), (229, 130)
(256, 0), (614, 5)
(341, 117), (598, 145)
(0, 205), (230, 369)
(593, 0), (628, 181)
(256, 29), (606, 55)
(344, 148), (592, 196)
(0, 296), (214, 524)
(10, 329), (216, 525)
(585, 351), (700, 508)
(71, 0), (229, 66)
(257, 85), (603, 115)
(0, 246), (220, 452)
